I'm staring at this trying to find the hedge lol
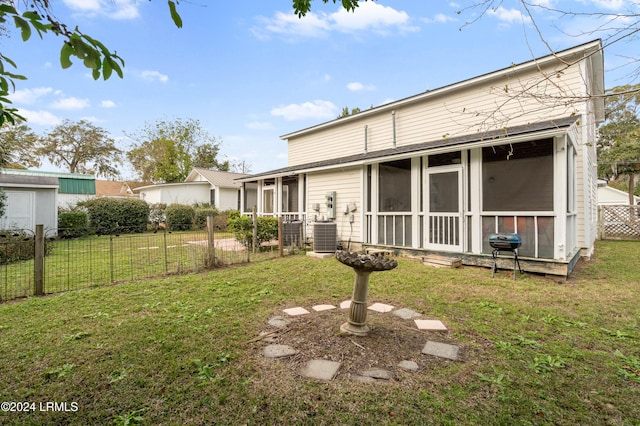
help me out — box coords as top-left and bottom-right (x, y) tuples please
(79, 198), (150, 234)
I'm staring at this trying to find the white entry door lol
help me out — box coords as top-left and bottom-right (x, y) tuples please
(425, 167), (463, 252)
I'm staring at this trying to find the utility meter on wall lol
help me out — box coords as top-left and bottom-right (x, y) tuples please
(325, 191), (336, 219)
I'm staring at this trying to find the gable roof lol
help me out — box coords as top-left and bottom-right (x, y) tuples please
(281, 40), (603, 141)
(239, 116), (579, 181)
(95, 180), (135, 197)
(186, 168), (249, 188)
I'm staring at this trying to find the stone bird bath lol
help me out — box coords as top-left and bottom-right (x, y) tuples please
(335, 250), (398, 336)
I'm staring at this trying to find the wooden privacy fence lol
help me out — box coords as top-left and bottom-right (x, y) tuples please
(598, 205), (640, 240)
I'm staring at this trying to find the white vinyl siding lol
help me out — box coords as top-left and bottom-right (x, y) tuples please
(306, 167), (362, 244)
(288, 62), (587, 167)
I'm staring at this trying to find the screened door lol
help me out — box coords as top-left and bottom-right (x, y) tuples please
(425, 167), (463, 251)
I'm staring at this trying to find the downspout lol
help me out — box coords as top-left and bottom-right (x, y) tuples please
(392, 111), (396, 147)
(364, 125), (368, 153)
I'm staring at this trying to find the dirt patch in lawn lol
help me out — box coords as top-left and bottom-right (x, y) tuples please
(245, 305), (490, 388)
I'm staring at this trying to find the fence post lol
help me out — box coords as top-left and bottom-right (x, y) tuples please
(252, 207), (258, 255)
(278, 216), (284, 257)
(34, 224), (44, 296)
(207, 215), (215, 267)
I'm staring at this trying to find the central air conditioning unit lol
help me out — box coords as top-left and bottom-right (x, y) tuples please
(282, 220), (303, 248)
(313, 222), (337, 253)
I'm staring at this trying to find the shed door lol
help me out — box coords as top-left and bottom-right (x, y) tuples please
(1, 191), (35, 231)
(425, 167), (463, 252)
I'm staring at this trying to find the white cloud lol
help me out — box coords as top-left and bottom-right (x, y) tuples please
(50, 97), (90, 110)
(271, 100), (337, 121)
(330, 2), (416, 33)
(9, 87), (53, 105)
(101, 100), (116, 108)
(16, 109), (62, 127)
(588, 0), (626, 11)
(488, 6), (532, 24)
(256, 2), (417, 39)
(140, 70), (169, 83)
(347, 82), (376, 92)
(423, 13), (456, 24)
(62, 0), (140, 20)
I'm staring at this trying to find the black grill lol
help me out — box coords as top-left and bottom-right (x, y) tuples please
(488, 233), (524, 279)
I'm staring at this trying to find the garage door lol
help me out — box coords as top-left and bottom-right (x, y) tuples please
(1, 191), (35, 231)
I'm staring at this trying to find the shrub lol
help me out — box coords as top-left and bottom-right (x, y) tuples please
(80, 198), (150, 234)
(58, 211), (89, 238)
(148, 203), (167, 227)
(194, 207), (218, 229)
(165, 204), (195, 231)
(0, 230), (51, 264)
(227, 210), (278, 248)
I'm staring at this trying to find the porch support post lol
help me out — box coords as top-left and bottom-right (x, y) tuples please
(554, 136), (568, 260)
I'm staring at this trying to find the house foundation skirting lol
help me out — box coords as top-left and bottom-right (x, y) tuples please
(360, 244), (583, 278)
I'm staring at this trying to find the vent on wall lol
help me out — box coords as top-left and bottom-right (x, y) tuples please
(313, 222), (337, 253)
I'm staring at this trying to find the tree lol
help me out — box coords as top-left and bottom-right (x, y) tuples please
(35, 119), (122, 178)
(598, 84), (640, 205)
(127, 118), (226, 183)
(0, 0), (363, 126)
(0, 122), (40, 169)
(338, 106), (361, 118)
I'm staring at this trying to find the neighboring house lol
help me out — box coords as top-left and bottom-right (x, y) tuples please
(238, 40), (605, 276)
(597, 180), (640, 205)
(136, 168), (250, 211)
(95, 180), (138, 199)
(0, 168), (96, 209)
(0, 173), (58, 233)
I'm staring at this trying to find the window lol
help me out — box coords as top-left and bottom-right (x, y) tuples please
(243, 183), (257, 212)
(210, 189), (216, 207)
(281, 176), (299, 212)
(379, 159), (411, 212)
(263, 188), (274, 214)
(482, 139), (554, 211)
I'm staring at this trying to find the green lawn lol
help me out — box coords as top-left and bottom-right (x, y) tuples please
(0, 240), (638, 425)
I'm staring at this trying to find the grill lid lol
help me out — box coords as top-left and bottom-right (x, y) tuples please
(488, 233), (522, 250)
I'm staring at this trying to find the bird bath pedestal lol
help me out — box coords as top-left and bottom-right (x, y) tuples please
(335, 250), (398, 336)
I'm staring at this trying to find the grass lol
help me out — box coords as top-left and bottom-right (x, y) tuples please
(0, 230), (279, 300)
(0, 240), (639, 425)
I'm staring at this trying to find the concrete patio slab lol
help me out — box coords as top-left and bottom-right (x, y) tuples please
(414, 319), (447, 331)
(368, 302), (394, 313)
(300, 359), (341, 381)
(312, 304), (336, 312)
(393, 308), (422, 320)
(421, 341), (460, 361)
(340, 300), (351, 309)
(263, 344), (298, 358)
(267, 316), (291, 328)
(283, 307), (310, 316)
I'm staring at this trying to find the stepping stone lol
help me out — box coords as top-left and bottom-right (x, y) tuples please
(312, 304), (336, 312)
(368, 302), (394, 313)
(353, 375), (377, 383)
(340, 300), (351, 309)
(263, 344), (298, 358)
(283, 307), (310, 316)
(360, 368), (394, 380)
(393, 308), (421, 320)
(397, 360), (419, 371)
(421, 341), (460, 361)
(300, 359), (341, 381)
(267, 316), (291, 328)
(414, 319), (447, 331)
(258, 331), (277, 343)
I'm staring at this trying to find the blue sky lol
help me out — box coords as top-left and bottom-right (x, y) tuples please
(3, 0), (637, 178)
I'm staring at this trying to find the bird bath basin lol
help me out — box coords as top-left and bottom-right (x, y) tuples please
(335, 250), (398, 336)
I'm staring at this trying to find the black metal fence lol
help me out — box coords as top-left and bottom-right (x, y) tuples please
(0, 222), (298, 302)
